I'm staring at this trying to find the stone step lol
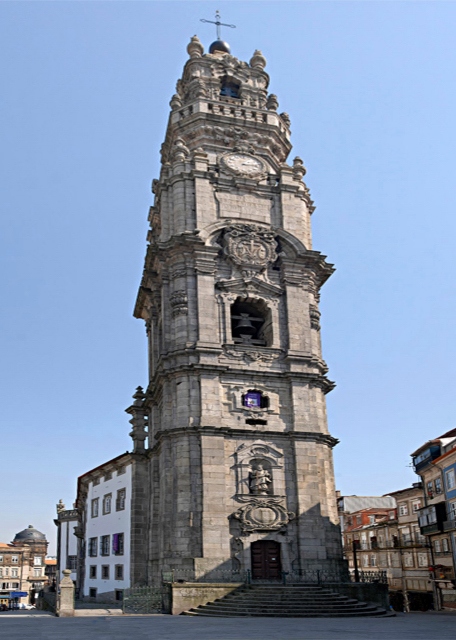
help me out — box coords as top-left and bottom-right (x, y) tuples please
(181, 584), (392, 618)
(221, 593), (356, 602)
(183, 609), (390, 618)
(201, 604), (377, 613)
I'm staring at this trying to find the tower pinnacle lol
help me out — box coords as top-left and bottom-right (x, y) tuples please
(200, 10), (236, 54)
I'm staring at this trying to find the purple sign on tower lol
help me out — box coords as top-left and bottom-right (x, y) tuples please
(244, 392), (261, 408)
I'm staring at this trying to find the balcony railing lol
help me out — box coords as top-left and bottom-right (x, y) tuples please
(344, 534), (428, 552)
(443, 520), (456, 532)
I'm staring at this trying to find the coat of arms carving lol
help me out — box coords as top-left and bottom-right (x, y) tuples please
(224, 224), (277, 278)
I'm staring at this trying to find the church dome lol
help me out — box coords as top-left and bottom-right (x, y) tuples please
(209, 40), (231, 54)
(14, 525), (46, 542)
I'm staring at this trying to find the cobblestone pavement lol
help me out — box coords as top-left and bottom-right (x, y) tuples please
(1, 611), (456, 640)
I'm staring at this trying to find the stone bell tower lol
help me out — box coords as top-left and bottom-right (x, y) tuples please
(132, 35), (345, 583)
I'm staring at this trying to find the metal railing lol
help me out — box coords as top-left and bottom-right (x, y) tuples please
(161, 568), (387, 586)
(162, 569), (246, 584)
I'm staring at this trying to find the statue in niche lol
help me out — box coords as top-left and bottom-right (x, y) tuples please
(249, 464), (272, 495)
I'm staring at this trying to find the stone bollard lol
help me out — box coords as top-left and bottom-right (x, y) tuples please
(57, 569), (75, 617)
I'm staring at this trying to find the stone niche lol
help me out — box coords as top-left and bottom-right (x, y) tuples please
(231, 440), (284, 497)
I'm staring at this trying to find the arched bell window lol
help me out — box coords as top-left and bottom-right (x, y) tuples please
(230, 298), (272, 346)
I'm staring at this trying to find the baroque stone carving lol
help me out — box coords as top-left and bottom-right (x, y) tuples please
(224, 224), (277, 277)
(222, 347), (278, 364)
(249, 465), (272, 495)
(170, 290), (188, 316)
(309, 304), (321, 330)
(232, 498), (295, 533)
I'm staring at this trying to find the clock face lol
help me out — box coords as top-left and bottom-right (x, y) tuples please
(221, 153), (266, 178)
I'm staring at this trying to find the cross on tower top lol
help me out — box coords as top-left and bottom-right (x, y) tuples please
(200, 10), (236, 41)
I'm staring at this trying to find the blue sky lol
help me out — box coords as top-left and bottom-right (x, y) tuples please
(1, 1), (456, 553)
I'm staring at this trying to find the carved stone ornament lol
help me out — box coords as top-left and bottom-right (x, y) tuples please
(224, 224), (277, 277)
(222, 347), (278, 364)
(220, 152), (267, 179)
(170, 290), (188, 316)
(232, 498), (295, 533)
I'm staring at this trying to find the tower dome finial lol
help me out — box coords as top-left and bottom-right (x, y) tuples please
(200, 11), (236, 55)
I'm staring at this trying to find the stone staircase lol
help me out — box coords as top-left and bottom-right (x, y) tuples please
(182, 584), (393, 618)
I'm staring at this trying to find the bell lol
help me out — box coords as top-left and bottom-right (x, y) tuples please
(234, 313), (256, 336)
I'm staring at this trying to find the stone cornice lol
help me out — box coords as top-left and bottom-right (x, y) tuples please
(149, 425), (339, 453)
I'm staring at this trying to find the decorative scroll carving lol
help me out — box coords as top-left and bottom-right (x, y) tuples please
(224, 224), (277, 278)
(232, 498), (295, 533)
(309, 304), (321, 330)
(222, 347), (278, 364)
(170, 290), (188, 316)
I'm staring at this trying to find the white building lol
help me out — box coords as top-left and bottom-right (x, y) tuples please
(55, 452), (132, 602)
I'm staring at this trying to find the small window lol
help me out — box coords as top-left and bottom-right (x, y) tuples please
(435, 477), (443, 494)
(103, 494), (112, 515)
(412, 501), (421, 512)
(100, 535), (110, 556)
(418, 553), (428, 567)
(450, 502), (456, 520)
(101, 565), (109, 580)
(4, 567), (9, 576)
(0, 556), (3, 563)
(89, 588), (97, 598)
(113, 533), (124, 556)
(0, 569), (3, 578)
(33, 556), (42, 566)
(242, 390), (269, 410)
(89, 537), (98, 557)
(398, 504), (408, 516)
(427, 481), (434, 496)
(91, 498), (99, 518)
(116, 489), (126, 511)
(389, 511), (395, 520)
(33, 568), (41, 577)
(362, 555), (369, 567)
(12, 556), (19, 564)
(404, 554), (414, 567)
(442, 538), (449, 552)
(434, 539), (441, 553)
(356, 516), (362, 525)
(117, 467), (126, 476)
(93, 478), (100, 487)
(220, 80), (240, 98)
(11, 569), (18, 578)
(89, 565), (97, 579)
(115, 564), (124, 580)
(370, 555), (376, 567)
(446, 469), (456, 490)
(104, 472), (112, 482)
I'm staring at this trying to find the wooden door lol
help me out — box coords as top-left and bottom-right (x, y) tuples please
(251, 540), (282, 579)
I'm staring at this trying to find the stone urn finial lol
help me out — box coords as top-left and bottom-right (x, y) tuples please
(293, 156), (307, 180)
(169, 94), (182, 111)
(250, 50), (267, 70)
(187, 35), (204, 59)
(266, 94), (279, 111)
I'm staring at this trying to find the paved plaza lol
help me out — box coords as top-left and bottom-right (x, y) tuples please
(1, 611), (456, 640)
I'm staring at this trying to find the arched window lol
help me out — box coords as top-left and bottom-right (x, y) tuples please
(230, 298), (272, 346)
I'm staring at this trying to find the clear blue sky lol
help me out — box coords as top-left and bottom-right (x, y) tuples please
(1, 1), (456, 553)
